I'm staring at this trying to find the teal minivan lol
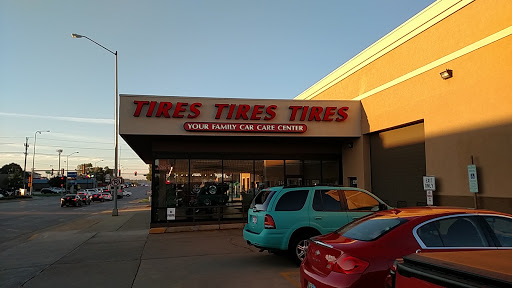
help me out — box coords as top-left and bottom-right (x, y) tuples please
(243, 186), (390, 263)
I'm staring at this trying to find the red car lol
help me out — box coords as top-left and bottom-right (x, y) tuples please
(390, 250), (512, 288)
(300, 207), (512, 288)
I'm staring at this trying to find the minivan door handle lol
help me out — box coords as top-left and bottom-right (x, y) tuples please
(315, 216), (322, 220)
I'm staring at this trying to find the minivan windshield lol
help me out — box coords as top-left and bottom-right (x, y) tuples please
(250, 190), (276, 211)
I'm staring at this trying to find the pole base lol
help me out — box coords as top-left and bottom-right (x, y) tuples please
(112, 208), (119, 216)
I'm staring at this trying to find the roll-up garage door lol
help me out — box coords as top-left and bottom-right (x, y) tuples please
(370, 122), (426, 208)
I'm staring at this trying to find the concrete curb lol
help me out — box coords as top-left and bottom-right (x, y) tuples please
(149, 223), (245, 233)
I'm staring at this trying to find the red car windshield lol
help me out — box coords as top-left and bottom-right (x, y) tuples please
(336, 214), (408, 241)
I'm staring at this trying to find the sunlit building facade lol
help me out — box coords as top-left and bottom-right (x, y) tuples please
(120, 0), (512, 226)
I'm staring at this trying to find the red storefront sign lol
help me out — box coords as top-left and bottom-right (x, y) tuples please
(184, 122), (307, 133)
(133, 100), (349, 122)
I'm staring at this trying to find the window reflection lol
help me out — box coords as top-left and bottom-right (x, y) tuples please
(152, 158), (339, 223)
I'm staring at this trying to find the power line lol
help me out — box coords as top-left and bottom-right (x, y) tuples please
(41, 138), (113, 145)
(36, 144), (113, 151)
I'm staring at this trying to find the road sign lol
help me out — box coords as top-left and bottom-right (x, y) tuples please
(467, 165), (479, 193)
(67, 172), (77, 178)
(426, 194), (434, 206)
(105, 174), (111, 183)
(423, 176), (436, 191)
(167, 208), (176, 220)
(112, 178), (121, 186)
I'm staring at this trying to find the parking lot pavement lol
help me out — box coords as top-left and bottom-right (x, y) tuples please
(135, 229), (301, 288)
(0, 207), (300, 288)
(0, 210), (150, 288)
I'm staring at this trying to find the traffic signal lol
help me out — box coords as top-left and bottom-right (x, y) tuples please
(51, 168), (54, 175)
(134, 171), (137, 176)
(61, 168), (64, 175)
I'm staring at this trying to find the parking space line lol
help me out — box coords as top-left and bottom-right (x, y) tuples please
(280, 271), (301, 288)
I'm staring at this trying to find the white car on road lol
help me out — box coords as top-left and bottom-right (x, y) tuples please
(101, 192), (112, 201)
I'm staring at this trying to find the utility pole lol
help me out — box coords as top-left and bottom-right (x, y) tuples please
(23, 137), (29, 190)
(57, 149), (63, 176)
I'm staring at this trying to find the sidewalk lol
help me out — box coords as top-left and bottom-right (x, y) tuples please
(0, 207), (300, 288)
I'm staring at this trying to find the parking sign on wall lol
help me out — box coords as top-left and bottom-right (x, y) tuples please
(467, 165), (479, 193)
(423, 176), (436, 191)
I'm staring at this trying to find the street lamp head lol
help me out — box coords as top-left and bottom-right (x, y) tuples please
(71, 33), (84, 38)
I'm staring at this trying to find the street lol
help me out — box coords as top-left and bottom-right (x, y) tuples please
(0, 186), (300, 288)
(0, 186), (151, 251)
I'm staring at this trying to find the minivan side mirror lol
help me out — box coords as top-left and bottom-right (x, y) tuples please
(379, 203), (388, 211)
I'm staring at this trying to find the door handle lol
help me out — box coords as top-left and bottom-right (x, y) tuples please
(315, 217), (322, 220)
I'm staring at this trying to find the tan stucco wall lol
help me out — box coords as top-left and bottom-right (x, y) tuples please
(305, 0), (512, 208)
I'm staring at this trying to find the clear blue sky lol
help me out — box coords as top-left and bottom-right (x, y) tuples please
(0, 0), (435, 180)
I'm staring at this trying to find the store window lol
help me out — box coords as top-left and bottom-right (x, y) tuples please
(304, 160), (321, 185)
(151, 158), (340, 223)
(285, 160), (302, 185)
(223, 160), (254, 202)
(323, 160), (339, 185)
(263, 160), (284, 187)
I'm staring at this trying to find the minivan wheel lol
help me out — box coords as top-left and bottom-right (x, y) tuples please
(289, 232), (317, 265)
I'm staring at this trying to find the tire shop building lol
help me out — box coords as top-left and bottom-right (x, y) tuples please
(120, 0), (512, 226)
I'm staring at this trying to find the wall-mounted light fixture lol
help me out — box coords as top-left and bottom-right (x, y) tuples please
(440, 69), (453, 80)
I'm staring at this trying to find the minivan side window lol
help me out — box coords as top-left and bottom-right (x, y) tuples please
(250, 190), (276, 211)
(342, 190), (379, 211)
(274, 190), (309, 211)
(313, 190), (343, 212)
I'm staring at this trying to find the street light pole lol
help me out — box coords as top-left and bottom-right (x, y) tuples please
(72, 33), (118, 216)
(30, 130), (49, 195)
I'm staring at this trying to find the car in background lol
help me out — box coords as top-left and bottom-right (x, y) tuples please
(84, 189), (97, 194)
(0, 188), (14, 197)
(41, 187), (62, 194)
(243, 186), (390, 264)
(61, 194), (83, 207)
(77, 191), (92, 205)
(91, 191), (104, 202)
(101, 192), (112, 201)
(103, 186), (123, 199)
(122, 190), (132, 197)
(300, 207), (512, 288)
